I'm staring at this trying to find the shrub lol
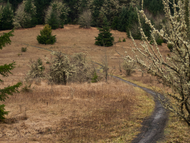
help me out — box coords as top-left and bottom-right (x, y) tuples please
(156, 37), (164, 45)
(21, 47), (27, 52)
(78, 9), (92, 28)
(26, 58), (45, 81)
(13, 0), (37, 28)
(167, 43), (174, 52)
(91, 70), (98, 83)
(122, 60), (136, 76)
(123, 38), (126, 42)
(48, 52), (75, 85)
(45, 1), (69, 29)
(37, 24), (56, 45)
(70, 52), (94, 83)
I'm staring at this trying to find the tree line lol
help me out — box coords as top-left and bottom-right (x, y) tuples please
(0, 0), (166, 39)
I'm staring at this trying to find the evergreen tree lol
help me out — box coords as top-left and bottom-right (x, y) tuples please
(0, 28), (22, 121)
(1, 0), (22, 12)
(45, 1), (69, 29)
(91, 0), (104, 27)
(47, 6), (59, 29)
(95, 17), (114, 47)
(0, 1), (14, 30)
(37, 24), (56, 45)
(23, 0), (37, 28)
(34, 0), (52, 24)
(62, 0), (79, 23)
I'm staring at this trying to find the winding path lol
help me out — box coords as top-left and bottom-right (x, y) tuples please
(22, 44), (169, 143)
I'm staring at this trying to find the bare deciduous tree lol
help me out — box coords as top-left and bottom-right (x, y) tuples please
(126, 0), (190, 125)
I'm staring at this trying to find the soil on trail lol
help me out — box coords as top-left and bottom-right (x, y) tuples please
(112, 76), (169, 143)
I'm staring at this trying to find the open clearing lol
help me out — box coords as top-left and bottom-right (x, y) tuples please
(0, 25), (189, 142)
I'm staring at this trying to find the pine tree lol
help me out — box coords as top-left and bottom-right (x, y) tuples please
(0, 28), (22, 121)
(95, 17), (114, 47)
(0, 1), (14, 30)
(47, 7), (59, 30)
(37, 24), (56, 44)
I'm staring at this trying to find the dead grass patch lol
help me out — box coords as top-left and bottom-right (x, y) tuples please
(0, 79), (154, 142)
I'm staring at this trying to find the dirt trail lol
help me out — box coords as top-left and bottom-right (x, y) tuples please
(112, 76), (169, 143)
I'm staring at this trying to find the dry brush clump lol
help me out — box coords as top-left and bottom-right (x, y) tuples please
(69, 52), (95, 83)
(122, 59), (136, 76)
(78, 9), (92, 28)
(47, 51), (75, 85)
(127, 0), (190, 126)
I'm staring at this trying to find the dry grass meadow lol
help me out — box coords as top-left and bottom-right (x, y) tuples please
(0, 24), (189, 142)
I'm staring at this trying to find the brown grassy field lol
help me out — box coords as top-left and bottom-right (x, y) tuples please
(0, 24), (189, 142)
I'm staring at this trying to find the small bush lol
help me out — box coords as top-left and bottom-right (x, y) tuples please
(21, 83), (32, 93)
(91, 70), (98, 83)
(123, 38), (126, 42)
(26, 58), (45, 81)
(37, 24), (56, 45)
(21, 47), (27, 52)
(167, 43), (174, 52)
(156, 38), (164, 45)
(78, 9), (92, 28)
(122, 60), (136, 76)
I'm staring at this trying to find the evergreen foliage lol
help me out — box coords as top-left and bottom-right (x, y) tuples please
(95, 18), (114, 47)
(91, 0), (104, 27)
(144, 0), (164, 16)
(37, 24), (56, 44)
(34, 0), (52, 24)
(0, 28), (22, 121)
(13, 0), (37, 28)
(0, 2), (14, 30)
(45, 1), (69, 29)
(1, 0), (23, 12)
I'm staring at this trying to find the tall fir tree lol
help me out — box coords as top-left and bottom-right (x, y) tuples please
(95, 17), (114, 47)
(34, 0), (52, 24)
(0, 28), (22, 121)
(0, 1), (14, 30)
